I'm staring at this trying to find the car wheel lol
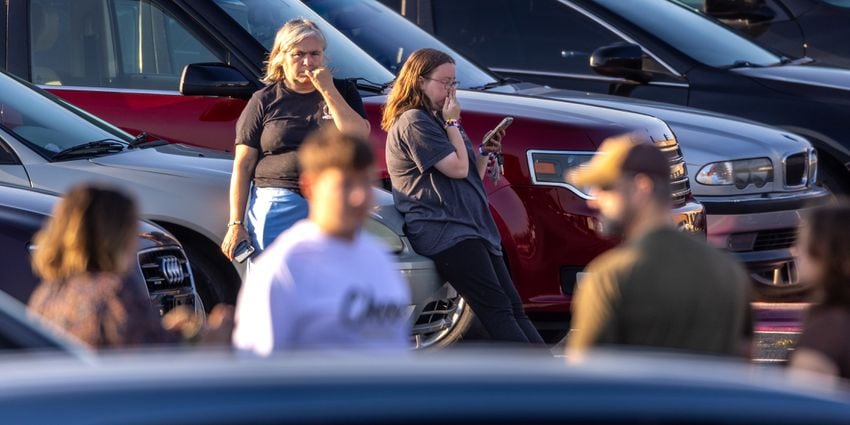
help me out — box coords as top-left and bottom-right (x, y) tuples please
(183, 244), (239, 312)
(750, 261), (814, 302)
(413, 291), (474, 350)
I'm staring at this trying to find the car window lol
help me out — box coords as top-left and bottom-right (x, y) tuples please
(304, 0), (498, 90)
(212, 0), (396, 87)
(29, 0), (222, 91)
(0, 72), (130, 157)
(594, 0), (783, 68)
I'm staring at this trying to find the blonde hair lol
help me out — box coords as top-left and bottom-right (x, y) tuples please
(32, 184), (139, 282)
(263, 18), (327, 84)
(381, 48), (455, 131)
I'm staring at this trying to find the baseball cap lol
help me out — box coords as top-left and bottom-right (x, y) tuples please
(568, 134), (670, 190)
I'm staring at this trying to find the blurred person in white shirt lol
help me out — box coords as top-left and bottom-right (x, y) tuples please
(233, 129), (410, 355)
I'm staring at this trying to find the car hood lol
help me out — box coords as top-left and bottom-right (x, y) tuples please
(89, 144), (233, 180)
(362, 91), (674, 151)
(507, 84), (812, 195)
(732, 65), (850, 105)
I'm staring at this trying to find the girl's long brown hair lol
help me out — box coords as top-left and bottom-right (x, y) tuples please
(32, 184), (139, 282)
(804, 202), (850, 307)
(381, 48), (454, 131)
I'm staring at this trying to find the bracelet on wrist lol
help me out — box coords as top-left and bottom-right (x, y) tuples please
(477, 144), (492, 157)
(227, 220), (244, 227)
(444, 119), (461, 129)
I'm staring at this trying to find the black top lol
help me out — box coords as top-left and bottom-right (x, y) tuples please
(235, 79), (367, 190)
(386, 108), (501, 256)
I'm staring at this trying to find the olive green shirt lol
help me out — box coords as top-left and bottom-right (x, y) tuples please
(568, 227), (752, 356)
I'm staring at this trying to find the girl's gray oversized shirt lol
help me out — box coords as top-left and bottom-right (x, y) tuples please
(386, 109), (501, 257)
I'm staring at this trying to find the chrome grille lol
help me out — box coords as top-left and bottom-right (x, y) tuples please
(138, 247), (192, 291)
(656, 139), (691, 207)
(785, 153), (808, 188)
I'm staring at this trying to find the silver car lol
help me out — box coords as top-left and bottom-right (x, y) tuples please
(0, 70), (454, 348)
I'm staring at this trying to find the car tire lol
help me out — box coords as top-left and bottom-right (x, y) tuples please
(183, 244), (239, 312)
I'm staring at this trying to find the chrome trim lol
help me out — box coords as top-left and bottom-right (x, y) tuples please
(647, 81), (690, 88)
(526, 149), (596, 200)
(557, 0), (683, 78)
(38, 85), (184, 96)
(781, 151), (809, 189)
(136, 246), (197, 293)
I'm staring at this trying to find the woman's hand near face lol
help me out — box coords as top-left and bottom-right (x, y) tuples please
(306, 67), (335, 94)
(442, 88), (461, 122)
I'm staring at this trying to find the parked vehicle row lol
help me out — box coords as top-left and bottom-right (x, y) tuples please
(0, 0), (840, 345)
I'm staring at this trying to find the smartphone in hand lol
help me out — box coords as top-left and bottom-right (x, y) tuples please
(483, 116), (514, 147)
(234, 240), (256, 263)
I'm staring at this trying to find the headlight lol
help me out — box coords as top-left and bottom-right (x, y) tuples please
(809, 149), (818, 185)
(696, 158), (773, 189)
(363, 218), (405, 254)
(528, 151), (595, 198)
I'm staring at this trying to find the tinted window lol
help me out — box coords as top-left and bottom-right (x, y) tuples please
(594, 0), (783, 67)
(30, 0), (221, 91)
(304, 0), (498, 89)
(212, 0), (395, 86)
(432, 0), (624, 75)
(0, 72), (131, 157)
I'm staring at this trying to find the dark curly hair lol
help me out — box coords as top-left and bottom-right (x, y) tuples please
(804, 202), (850, 307)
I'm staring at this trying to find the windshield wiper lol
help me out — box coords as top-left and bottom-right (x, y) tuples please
(348, 77), (392, 93)
(51, 139), (126, 161)
(128, 132), (168, 149)
(468, 76), (522, 91)
(721, 60), (766, 70)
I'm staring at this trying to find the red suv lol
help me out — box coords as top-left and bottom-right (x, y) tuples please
(8, 0), (704, 331)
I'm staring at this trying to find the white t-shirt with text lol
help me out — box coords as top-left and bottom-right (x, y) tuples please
(232, 220), (411, 355)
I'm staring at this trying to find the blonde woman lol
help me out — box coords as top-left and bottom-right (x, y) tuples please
(382, 48), (542, 344)
(221, 18), (370, 265)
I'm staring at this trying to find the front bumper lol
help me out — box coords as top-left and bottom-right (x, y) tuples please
(697, 186), (831, 288)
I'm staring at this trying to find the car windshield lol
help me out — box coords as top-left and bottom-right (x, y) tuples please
(0, 72), (130, 158)
(211, 0), (395, 88)
(303, 0), (499, 89)
(593, 0), (784, 68)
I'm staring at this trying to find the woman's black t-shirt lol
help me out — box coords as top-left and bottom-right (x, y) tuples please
(235, 79), (367, 190)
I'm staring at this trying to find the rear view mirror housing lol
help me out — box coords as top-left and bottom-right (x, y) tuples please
(180, 63), (255, 99)
(590, 43), (651, 83)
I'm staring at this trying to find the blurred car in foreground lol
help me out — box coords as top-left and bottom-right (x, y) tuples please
(680, 0), (850, 69)
(0, 182), (200, 316)
(0, 284), (88, 355)
(0, 350), (848, 424)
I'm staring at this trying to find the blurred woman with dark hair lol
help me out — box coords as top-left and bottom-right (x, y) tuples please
(790, 202), (850, 379)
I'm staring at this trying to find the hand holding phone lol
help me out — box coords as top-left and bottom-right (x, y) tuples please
(233, 240), (255, 263)
(482, 116), (513, 149)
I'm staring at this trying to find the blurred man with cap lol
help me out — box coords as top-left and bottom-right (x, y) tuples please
(565, 134), (752, 360)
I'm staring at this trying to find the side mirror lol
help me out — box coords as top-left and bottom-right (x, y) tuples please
(704, 0), (775, 22)
(180, 63), (255, 99)
(590, 42), (651, 83)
